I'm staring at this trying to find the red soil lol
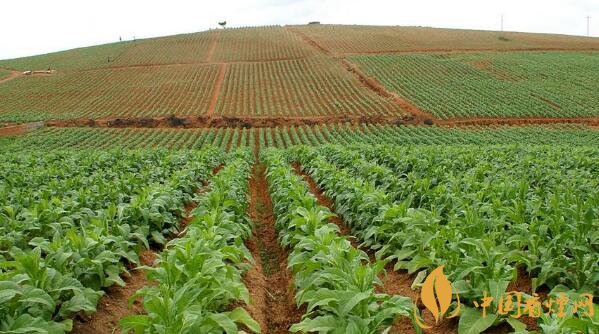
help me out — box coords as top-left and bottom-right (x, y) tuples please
(244, 164), (303, 333)
(44, 113), (417, 129)
(71, 250), (157, 334)
(0, 70), (22, 85)
(206, 63), (227, 117)
(292, 164), (459, 333)
(205, 30), (221, 62)
(72, 172), (219, 333)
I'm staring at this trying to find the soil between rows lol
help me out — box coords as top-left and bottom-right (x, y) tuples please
(71, 170), (216, 333)
(244, 163), (303, 333)
(292, 163), (461, 334)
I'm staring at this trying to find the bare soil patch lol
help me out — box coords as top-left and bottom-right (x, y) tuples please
(0, 122), (44, 137)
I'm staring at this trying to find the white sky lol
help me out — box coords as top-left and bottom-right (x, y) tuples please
(1, 0), (598, 60)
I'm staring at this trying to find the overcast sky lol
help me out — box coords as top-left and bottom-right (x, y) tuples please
(1, 0), (597, 60)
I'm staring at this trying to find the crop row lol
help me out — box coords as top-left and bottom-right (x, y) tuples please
(290, 144), (599, 333)
(0, 56), (406, 122)
(212, 26), (315, 62)
(349, 51), (599, 119)
(112, 31), (219, 66)
(3, 123), (599, 152)
(0, 26), (313, 73)
(0, 42), (129, 72)
(0, 64), (220, 122)
(263, 149), (413, 332)
(0, 148), (223, 333)
(216, 56), (404, 117)
(292, 25), (599, 54)
(121, 149), (261, 333)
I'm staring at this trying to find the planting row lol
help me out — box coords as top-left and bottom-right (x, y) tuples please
(291, 24), (599, 54)
(0, 64), (220, 122)
(263, 149), (413, 332)
(0, 148), (223, 333)
(349, 51), (599, 119)
(121, 150), (262, 333)
(215, 56), (404, 117)
(290, 144), (599, 333)
(3, 124), (599, 151)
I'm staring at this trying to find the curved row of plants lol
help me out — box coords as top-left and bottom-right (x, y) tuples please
(0, 149), (222, 333)
(290, 144), (599, 333)
(121, 149), (261, 333)
(263, 148), (413, 333)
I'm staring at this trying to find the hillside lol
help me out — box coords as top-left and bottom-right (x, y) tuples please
(0, 25), (598, 125)
(2, 24), (599, 334)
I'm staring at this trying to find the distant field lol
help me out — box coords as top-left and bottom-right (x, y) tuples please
(212, 26), (314, 62)
(0, 42), (128, 71)
(0, 26), (315, 72)
(111, 31), (218, 66)
(1, 25), (599, 123)
(216, 56), (405, 117)
(349, 51), (599, 119)
(3, 124), (599, 151)
(0, 64), (220, 122)
(0, 69), (11, 80)
(292, 24), (599, 54)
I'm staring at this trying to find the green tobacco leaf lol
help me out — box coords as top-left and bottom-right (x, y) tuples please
(341, 291), (372, 316)
(207, 312), (237, 333)
(458, 307), (497, 334)
(289, 315), (337, 333)
(120, 315), (151, 334)
(229, 307), (262, 333)
(506, 318), (528, 333)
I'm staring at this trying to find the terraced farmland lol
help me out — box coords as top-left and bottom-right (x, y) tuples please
(0, 42), (129, 72)
(0, 64), (221, 122)
(291, 24), (599, 54)
(349, 51), (599, 119)
(2, 23), (599, 334)
(216, 56), (405, 117)
(212, 26), (314, 62)
(2, 124), (599, 152)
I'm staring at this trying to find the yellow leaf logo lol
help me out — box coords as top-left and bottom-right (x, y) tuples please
(414, 266), (460, 328)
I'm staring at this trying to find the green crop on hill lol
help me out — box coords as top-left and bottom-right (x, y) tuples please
(350, 51), (599, 119)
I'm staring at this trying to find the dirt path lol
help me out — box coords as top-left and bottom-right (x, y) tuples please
(286, 26), (435, 123)
(205, 63), (227, 117)
(0, 121), (45, 137)
(0, 70), (22, 85)
(285, 26), (335, 56)
(205, 31), (221, 62)
(244, 164), (302, 333)
(339, 59), (435, 123)
(71, 250), (157, 334)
